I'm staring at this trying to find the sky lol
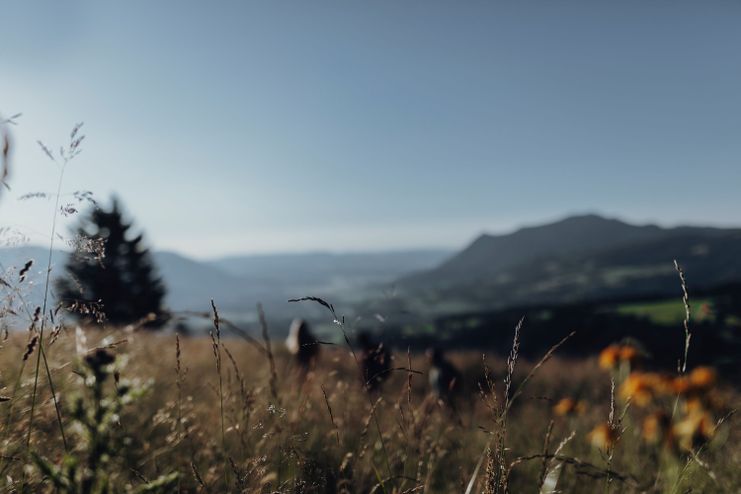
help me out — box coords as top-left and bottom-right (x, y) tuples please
(1, 1), (740, 259)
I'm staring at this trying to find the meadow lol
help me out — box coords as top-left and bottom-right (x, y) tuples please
(0, 309), (737, 493)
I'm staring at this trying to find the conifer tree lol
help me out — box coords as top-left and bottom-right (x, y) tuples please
(57, 197), (167, 328)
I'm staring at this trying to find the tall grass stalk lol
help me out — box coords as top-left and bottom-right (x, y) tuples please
(486, 316), (524, 493)
(25, 126), (84, 454)
(209, 299), (229, 486)
(506, 330), (575, 413)
(477, 321), (577, 493)
(673, 259), (692, 374)
(671, 259), (693, 422)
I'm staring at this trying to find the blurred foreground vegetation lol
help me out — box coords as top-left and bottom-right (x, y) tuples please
(0, 323), (738, 493)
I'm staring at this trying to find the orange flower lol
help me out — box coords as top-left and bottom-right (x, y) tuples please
(553, 398), (586, 417)
(618, 345), (639, 365)
(671, 367), (718, 395)
(599, 344), (640, 370)
(598, 345), (621, 370)
(619, 372), (655, 406)
(649, 373), (675, 396)
(642, 411), (671, 445)
(588, 423), (618, 451)
(672, 376), (691, 394)
(684, 396), (705, 414)
(673, 411), (716, 451)
(688, 367), (716, 391)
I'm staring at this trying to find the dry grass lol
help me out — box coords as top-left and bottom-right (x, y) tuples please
(0, 324), (736, 493)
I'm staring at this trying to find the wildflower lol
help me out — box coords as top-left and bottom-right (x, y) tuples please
(619, 372), (655, 406)
(598, 345), (621, 370)
(649, 373), (675, 395)
(684, 396), (705, 414)
(688, 367), (716, 391)
(588, 423), (618, 451)
(599, 343), (640, 370)
(642, 411), (672, 445)
(618, 345), (639, 365)
(553, 398), (586, 417)
(672, 376), (691, 394)
(673, 411), (715, 451)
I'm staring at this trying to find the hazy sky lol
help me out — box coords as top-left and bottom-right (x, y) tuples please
(2, 1), (740, 258)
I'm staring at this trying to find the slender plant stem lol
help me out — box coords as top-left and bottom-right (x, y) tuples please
(209, 299), (229, 487)
(26, 162), (69, 452)
(673, 259), (692, 374)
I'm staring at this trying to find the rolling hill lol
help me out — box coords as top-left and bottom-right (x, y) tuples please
(398, 214), (741, 313)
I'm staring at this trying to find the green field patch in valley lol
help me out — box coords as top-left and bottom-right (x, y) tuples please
(613, 298), (713, 325)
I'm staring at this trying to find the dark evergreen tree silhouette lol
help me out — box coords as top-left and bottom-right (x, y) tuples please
(56, 197), (167, 328)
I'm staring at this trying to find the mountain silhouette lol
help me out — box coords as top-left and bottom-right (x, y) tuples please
(399, 214), (741, 312)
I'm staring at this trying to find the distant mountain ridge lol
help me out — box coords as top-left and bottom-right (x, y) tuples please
(5, 214), (741, 323)
(207, 250), (449, 289)
(398, 214), (741, 312)
(0, 246), (451, 320)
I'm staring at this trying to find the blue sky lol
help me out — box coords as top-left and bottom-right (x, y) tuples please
(2, 1), (740, 258)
